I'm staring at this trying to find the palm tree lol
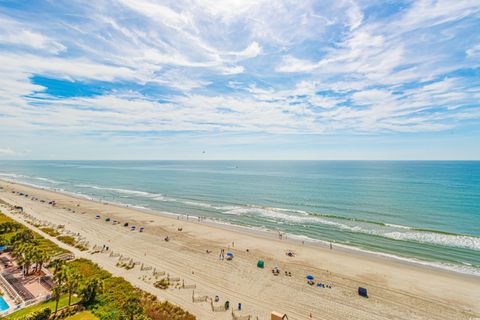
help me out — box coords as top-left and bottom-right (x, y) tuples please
(14, 243), (35, 276)
(80, 278), (101, 305)
(11, 229), (34, 244)
(49, 259), (65, 275)
(0, 222), (21, 233)
(33, 249), (49, 274)
(53, 267), (68, 315)
(52, 285), (63, 315)
(65, 268), (82, 306)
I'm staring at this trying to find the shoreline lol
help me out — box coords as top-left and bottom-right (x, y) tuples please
(1, 178), (478, 279)
(1, 179), (479, 319)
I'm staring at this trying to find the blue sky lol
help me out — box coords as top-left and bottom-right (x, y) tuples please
(0, 0), (479, 160)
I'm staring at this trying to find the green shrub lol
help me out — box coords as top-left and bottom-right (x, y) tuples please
(153, 278), (169, 290)
(21, 307), (51, 320)
(39, 227), (60, 237)
(67, 259), (195, 320)
(56, 236), (76, 246)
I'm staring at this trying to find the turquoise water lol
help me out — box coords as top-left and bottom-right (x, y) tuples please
(0, 296), (9, 312)
(0, 161), (479, 275)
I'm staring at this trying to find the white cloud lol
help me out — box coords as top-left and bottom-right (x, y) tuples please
(0, 17), (66, 54)
(0, 148), (17, 156)
(228, 42), (262, 59)
(0, 0), (478, 142)
(275, 55), (318, 73)
(346, 1), (363, 30)
(466, 44), (480, 58)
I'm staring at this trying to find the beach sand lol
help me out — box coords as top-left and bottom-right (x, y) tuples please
(1, 180), (479, 320)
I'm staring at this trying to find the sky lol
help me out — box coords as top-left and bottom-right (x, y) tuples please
(0, 0), (479, 160)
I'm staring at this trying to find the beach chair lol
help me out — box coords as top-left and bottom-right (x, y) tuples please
(358, 287), (368, 297)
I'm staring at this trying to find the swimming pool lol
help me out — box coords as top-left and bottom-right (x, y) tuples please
(0, 296), (9, 312)
(0, 246), (6, 251)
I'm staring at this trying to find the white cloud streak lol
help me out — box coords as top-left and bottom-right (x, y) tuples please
(0, 0), (478, 141)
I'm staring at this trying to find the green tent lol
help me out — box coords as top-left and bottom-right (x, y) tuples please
(257, 260), (264, 268)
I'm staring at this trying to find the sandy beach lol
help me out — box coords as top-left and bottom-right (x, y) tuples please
(1, 179), (479, 320)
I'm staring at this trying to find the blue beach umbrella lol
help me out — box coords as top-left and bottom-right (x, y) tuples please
(306, 275), (314, 280)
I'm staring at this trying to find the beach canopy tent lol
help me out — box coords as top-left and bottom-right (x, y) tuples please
(306, 275), (314, 280)
(140, 227), (144, 232)
(358, 287), (368, 297)
(131, 226), (136, 230)
(257, 260), (264, 268)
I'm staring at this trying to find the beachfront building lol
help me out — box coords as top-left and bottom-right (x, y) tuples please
(0, 248), (54, 317)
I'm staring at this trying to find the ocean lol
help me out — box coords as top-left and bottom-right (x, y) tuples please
(0, 160), (479, 275)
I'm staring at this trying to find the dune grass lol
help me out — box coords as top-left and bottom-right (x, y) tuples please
(65, 310), (98, 320)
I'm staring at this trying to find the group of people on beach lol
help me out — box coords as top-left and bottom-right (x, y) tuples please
(4, 184), (342, 320)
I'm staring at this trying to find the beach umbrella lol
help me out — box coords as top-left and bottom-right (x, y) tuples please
(226, 252), (234, 257)
(306, 275), (314, 280)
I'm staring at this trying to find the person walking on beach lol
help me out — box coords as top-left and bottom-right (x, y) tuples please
(219, 249), (225, 260)
(330, 242), (333, 250)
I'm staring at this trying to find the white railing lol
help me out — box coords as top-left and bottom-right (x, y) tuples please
(0, 293), (53, 317)
(0, 272), (23, 303)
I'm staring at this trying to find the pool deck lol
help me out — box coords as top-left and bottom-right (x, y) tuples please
(0, 251), (53, 316)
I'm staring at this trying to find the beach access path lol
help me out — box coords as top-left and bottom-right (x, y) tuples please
(1, 180), (479, 320)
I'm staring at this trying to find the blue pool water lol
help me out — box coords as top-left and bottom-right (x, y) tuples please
(0, 296), (9, 312)
(0, 160), (479, 275)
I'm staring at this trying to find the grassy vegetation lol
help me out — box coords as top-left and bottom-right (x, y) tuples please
(4, 294), (80, 320)
(154, 278), (170, 290)
(65, 311), (98, 320)
(0, 212), (68, 257)
(56, 236), (76, 246)
(69, 259), (195, 320)
(2, 211), (195, 320)
(56, 236), (88, 251)
(39, 227), (60, 237)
